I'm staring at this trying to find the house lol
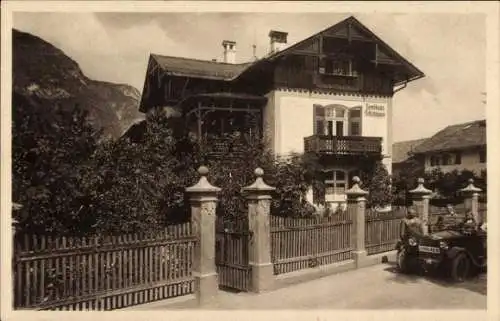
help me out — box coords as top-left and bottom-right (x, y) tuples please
(136, 16), (424, 208)
(391, 138), (427, 177)
(411, 119), (486, 174)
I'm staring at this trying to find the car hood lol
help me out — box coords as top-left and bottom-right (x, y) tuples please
(427, 230), (464, 240)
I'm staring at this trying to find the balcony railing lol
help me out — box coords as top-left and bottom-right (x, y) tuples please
(304, 135), (382, 156)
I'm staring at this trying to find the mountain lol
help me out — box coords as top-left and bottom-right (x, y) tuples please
(12, 29), (144, 138)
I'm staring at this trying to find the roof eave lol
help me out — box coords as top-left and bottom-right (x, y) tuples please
(413, 144), (487, 155)
(394, 72), (425, 87)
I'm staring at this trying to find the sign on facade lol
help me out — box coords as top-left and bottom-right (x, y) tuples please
(365, 104), (386, 117)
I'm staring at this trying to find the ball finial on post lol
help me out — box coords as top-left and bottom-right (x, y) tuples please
(185, 165), (221, 194)
(410, 177), (432, 197)
(198, 166), (209, 176)
(346, 176), (368, 198)
(242, 167), (275, 194)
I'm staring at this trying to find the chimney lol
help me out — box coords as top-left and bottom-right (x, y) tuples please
(269, 30), (288, 54)
(222, 40), (236, 64)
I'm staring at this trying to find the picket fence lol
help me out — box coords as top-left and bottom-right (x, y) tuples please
(13, 222), (195, 310)
(270, 211), (353, 275)
(365, 207), (406, 255)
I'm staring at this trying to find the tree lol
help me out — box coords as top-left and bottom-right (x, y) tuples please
(12, 94), (101, 235)
(78, 110), (202, 234)
(365, 161), (393, 208)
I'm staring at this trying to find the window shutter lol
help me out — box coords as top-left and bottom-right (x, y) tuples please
(314, 104), (326, 135)
(348, 107), (362, 136)
(314, 104), (325, 117)
(316, 120), (325, 135)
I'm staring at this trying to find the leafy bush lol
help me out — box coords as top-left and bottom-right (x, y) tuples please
(391, 166), (487, 205)
(12, 96), (101, 235)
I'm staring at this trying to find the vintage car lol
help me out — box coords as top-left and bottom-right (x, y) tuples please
(397, 225), (486, 282)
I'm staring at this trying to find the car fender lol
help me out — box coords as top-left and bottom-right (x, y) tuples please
(447, 247), (482, 267)
(446, 246), (465, 259)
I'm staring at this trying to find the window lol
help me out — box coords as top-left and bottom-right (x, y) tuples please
(325, 170), (348, 199)
(442, 154), (451, 166)
(455, 152), (462, 165)
(322, 59), (357, 77)
(314, 104), (348, 136)
(479, 150), (486, 163)
(430, 155), (439, 166)
(335, 107), (345, 118)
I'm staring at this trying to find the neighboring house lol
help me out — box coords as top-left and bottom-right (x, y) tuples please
(411, 119), (486, 174)
(392, 138), (427, 177)
(136, 16), (424, 208)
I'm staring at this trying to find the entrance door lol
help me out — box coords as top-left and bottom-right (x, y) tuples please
(327, 121), (334, 136)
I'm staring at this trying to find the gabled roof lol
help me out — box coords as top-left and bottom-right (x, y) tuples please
(392, 138), (428, 163)
(412, 120), (486, 154)
(266, 16), (424, 84)
(151, 54), (253, 81)
(148, 15), (424, 84)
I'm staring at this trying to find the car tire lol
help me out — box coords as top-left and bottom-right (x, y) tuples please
(450, 252), (471, 282)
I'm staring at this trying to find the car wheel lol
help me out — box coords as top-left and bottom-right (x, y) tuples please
(450, 253), (471, 282)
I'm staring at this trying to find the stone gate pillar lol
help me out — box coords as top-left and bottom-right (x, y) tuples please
(409, 178), (433, 235)
(242, 168), (275, 293)
(185, 166), (221, 306)
(346, 176), (368, 268)
(459, 178), (483, 223)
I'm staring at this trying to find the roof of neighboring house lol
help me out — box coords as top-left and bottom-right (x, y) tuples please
(149, 16), (424, 83)
(412, 119), (486, 154)
(151, 54), (254, 81)
(392, 138), (428, 163)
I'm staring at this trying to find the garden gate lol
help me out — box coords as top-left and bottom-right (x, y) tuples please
(215, 215), (252, 292)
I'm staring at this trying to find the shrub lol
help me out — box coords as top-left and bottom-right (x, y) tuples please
(12, 97), (101, 235)
(391, 166), (487, 205)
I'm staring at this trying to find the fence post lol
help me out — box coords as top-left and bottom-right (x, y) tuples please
(409, 178), (432, 235)
(242, 168), (275, 293)
(459, 178), (483, 223)
(346, 176), (368, 268)
(185, 166), (221, 306)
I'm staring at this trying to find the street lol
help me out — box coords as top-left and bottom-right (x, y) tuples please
(135, 260), (486, 310)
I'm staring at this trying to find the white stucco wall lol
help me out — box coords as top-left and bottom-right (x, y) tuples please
(424, 150), (486, 174)
(263, 89), (394, 205)
(262, 89), (393, 162)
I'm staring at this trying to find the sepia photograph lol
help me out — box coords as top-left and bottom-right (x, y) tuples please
(1, 1), (498, 318)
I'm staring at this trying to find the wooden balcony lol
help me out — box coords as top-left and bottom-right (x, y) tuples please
(304, 135), (382, 156)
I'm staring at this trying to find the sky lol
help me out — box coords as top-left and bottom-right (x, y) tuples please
(13, 12), (486, 142)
